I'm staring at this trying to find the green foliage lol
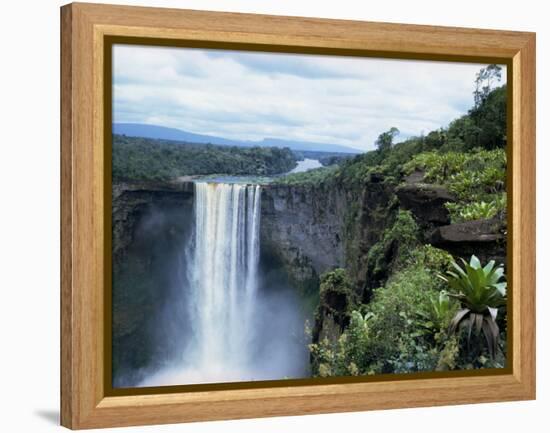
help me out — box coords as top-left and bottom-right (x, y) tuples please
(468, 85), (507, 150)
(275, 165), (339, 186)
(366, 210), (420, 282)
(306, 67), (509, 377)
(318, 154), (353, 166)
(416, 291), (456, 336)
(112, 134), (297, 181)
(404, 148), (507, 223)
(320, 268), (353, 296)
(439, 255), (507, 358)
(403, 149), (506, 189)
(473, 65), (503, 108)
(445, 195), (506, 223)
(318, 268), (358, 316)
(375, 127), (400, 152)
(308, 311), (376, 377)
(336, 152), (384, 185)
(310, 245), (460, 377)
(310, 249), (508, 376)
(409, 244), (454, 273)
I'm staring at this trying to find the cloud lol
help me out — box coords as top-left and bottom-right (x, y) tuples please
(113, 44), (506, 151)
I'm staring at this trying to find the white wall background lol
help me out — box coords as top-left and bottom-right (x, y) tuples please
(0, 0), (546, 431)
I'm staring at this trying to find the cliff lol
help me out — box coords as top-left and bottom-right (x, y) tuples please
(111, 176), (507, 381)
(260, 184), (346, 294)
(112, 180), (194, 262)
(260, 178), (397, 298)
(111, 180), (195, 385)
(260, 175), (507, 346)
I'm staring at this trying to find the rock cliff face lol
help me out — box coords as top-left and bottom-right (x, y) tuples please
(112, 181), (195, 385)
(429, 216), (507, 265)
(112, 181), (194, 262)
(260, 180), (396, 298)
(111, 176), (508, 381)
(260, 179), (397, 346)
(260, 175), (507, 347)
(395, 178), (506, 266)
(260, 185), (346, 294)
(396, 183), (455, 230)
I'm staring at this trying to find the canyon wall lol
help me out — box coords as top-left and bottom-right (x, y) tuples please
(111, 177), (507, 382)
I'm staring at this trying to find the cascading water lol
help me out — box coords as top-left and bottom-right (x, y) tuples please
(138, 180), (307, 387)
(189, 182), (262, 376)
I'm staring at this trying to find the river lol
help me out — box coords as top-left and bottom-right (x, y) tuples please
(289, 158), (323, 173)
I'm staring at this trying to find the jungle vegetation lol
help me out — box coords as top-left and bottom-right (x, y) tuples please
(112, 135), (297, 181)
(296, 64), (509, 375)
(275, 65), (507, 225)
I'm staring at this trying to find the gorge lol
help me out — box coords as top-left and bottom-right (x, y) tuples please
(112, 166), (507, 386)
(113, 180), (310, 386)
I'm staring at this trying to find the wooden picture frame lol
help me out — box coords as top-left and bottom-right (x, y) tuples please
(60, 2), (536, 429)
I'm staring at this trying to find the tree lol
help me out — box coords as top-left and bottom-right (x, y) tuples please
(473, 64), (503, 108)
(375, 127), (400, 152)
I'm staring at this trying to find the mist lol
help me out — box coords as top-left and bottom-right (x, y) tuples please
(114, 182), (309, 388)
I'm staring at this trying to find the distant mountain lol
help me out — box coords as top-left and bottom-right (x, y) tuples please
(113, 123), (361, 154)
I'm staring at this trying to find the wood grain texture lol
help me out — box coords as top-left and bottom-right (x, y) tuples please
(60, 2), (536, 429)
(60, 4), (73, 429)
(511, 34), (536, 395)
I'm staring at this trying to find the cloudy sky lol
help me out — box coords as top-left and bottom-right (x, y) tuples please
(113, 44), (506, 152)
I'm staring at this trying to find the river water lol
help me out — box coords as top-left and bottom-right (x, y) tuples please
(289, 158), (323, 173)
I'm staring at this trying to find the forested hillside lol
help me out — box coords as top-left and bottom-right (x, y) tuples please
(112, 135), (297, 181)
(273, 65), (509, 376)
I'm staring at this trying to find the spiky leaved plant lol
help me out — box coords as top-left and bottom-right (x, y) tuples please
(415, 291), (455, 336)
(438, 255), (507, 358)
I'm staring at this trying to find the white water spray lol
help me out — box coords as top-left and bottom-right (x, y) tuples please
(189, 182), (261, 374)
(137, 181), (306, 387)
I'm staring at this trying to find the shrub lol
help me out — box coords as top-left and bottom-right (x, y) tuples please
(438, 255), (507, 358)
(403, 149), (506, 190)
(366, 210), (420, 282)
(318, 268), (358, 318)
(310, 254), (456, 377)
(409, 245), (454, 273)
(416, 291), (457, 336)
(445, 194), (506, 223)
(404, 148), (506, 223)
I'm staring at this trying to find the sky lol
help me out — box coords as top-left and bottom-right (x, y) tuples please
(113, 44), (506, 152)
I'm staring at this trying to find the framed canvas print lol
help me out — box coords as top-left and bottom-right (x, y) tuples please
(60, 3), (536, 429)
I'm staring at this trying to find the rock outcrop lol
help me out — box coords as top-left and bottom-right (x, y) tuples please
(260, 180), (395, 297)
(260, 184), (347, 293)
(396, 182), (456, 229)
(396, 179), (506, 266)
(261, 179), (396, 345)
(430, 215), (507, 265)
(111, 180), (195, 385)
(112, 181), (194, 262)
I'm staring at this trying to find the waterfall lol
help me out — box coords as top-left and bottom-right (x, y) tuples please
(188, 182), (262, 378)
(137, 180), (307, 387)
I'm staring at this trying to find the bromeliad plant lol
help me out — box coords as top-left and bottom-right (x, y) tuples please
(416, 291), (455, 335)
(438, 255), (507, 358)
